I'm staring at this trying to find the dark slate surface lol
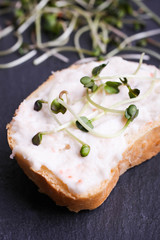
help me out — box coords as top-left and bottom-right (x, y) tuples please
(0, 1), (160, 239)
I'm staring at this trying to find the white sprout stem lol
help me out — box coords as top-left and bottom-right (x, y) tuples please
(86, 15), (106, 53)
(111, 80), (156, 108)
(52, 52), (69, 63)
(133, 52), (145, 75)
(17, 0), (50, 34)
(55, 1), (71, 7)
(132, 0), (160, 25)
(51, 113), (86, 146)
(0, 33), (23, 56)
(35, 12), (42, 47)
(119, 54), (150, 61)
(106, 24), (128, 40)
(0, 50), (37, 69)
(96, 75), (160, 81)
(88, 0), (96, 8)
(40, 16), (77, 48)
(58, 98), (129, 139)
(86, 90), (124, 114)
(99, 22), (109, 51)
(120, 29), (160, 49)
(43, 6), (62, 14)
(97, 0), (113, 11)
(106, 29), (160, 58)
(0, 25), (14, 40)
(34, 46), (94, 65)
(75, 57), (97, 65)
(74, 25), (90, 59)
(124, 46), (160, 60)
(75, 0), (89, 9)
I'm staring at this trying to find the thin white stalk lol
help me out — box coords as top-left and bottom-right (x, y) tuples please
(119, 54), (150, 61)
(55, 1), (71, 7)
(106, 24), (128, 40)
(106, 29), (160, 58)
(75, 0), (89, 9)
(40, 16), (77, 48)
(35, 12), (42, 48)
(0, 25), (14, 40)
(96, 75), (160, 81)
(97, 0), (113, 11)
(74, 25), (90, 59)
(133, 52), (145, 75)
(34, 46), (94, 65)
(75, 57), (96, 64)
(86, 90), (124, 114)
(0, 50), (37, 69)
(17, 0), (50, 34)
(124, 46), (160, 61)
(0, 33), (23, 56)
(58, 99), (128, 139)
(132, 0), (160, 25)
(51, 113), (86, 145)
(111, 80), (156, 108)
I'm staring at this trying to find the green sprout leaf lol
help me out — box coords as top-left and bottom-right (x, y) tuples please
(80, 76), (92, 85)
(42, 13), (63, 36)
(125, 104), (139, 121)
(51, 98), (66, 114)
(92, 63), (107, 77)
(34, 100), (42, 111)
(80, 76), (98, 92)
(76, 116), (94, 132)
(128, 88), (140, 98)
(34, 99), (47, 111)
(80, 144), (90, 157)
(32, 132), (43, 146)
(120, 78), (140, 99)
(104, 81), (122, 94)
(120, 77), (128, 85)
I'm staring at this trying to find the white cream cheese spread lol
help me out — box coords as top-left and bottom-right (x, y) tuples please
(11, 57), (160, 195)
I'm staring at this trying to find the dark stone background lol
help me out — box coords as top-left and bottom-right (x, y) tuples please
(0, 1), (160, 239)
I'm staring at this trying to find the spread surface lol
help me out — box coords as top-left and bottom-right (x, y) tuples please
(10, 57), (160, 195)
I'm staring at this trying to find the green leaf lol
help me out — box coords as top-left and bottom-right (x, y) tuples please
(104, 81), (122, 94)
(128, 88), (140, 99)
(92, 63), (107, 76)
(34, 100), (42, 111)
(80, 76), (92, 85)
(92, 84), (98, 92)
(32, 132), (43, 146)
(125, 104), (139, 121)
(42, 13), (62, 36)
(51, 98), (66, 114)
(119, 77), (128, 85)
(80, 77), (98, 92)
(76, 116), (94, 132)
(80, 144), (90, 157)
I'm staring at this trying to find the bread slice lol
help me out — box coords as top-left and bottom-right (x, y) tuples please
(7, 57), (160, 212)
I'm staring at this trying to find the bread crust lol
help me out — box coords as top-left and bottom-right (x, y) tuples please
(7, 64), (160, 212)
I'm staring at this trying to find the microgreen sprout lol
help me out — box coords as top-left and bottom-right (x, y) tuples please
(32, 132), (43, 146)
(51, 98), (67, 114)
(76, 116), (94, 132)
(125, 104), (139, 122)
(80, 76), (98, 92)
(34, 99), (47, 111)
(120, 78), (140, 98)
(80, 144), (90, 157)
(59, 90), (68, 102)
(1, 1), (160, 68)
(104, 81), (122, 94)
(92, 63), (107, 77)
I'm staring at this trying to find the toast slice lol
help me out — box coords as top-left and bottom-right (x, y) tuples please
(7, 57), (160, 212)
